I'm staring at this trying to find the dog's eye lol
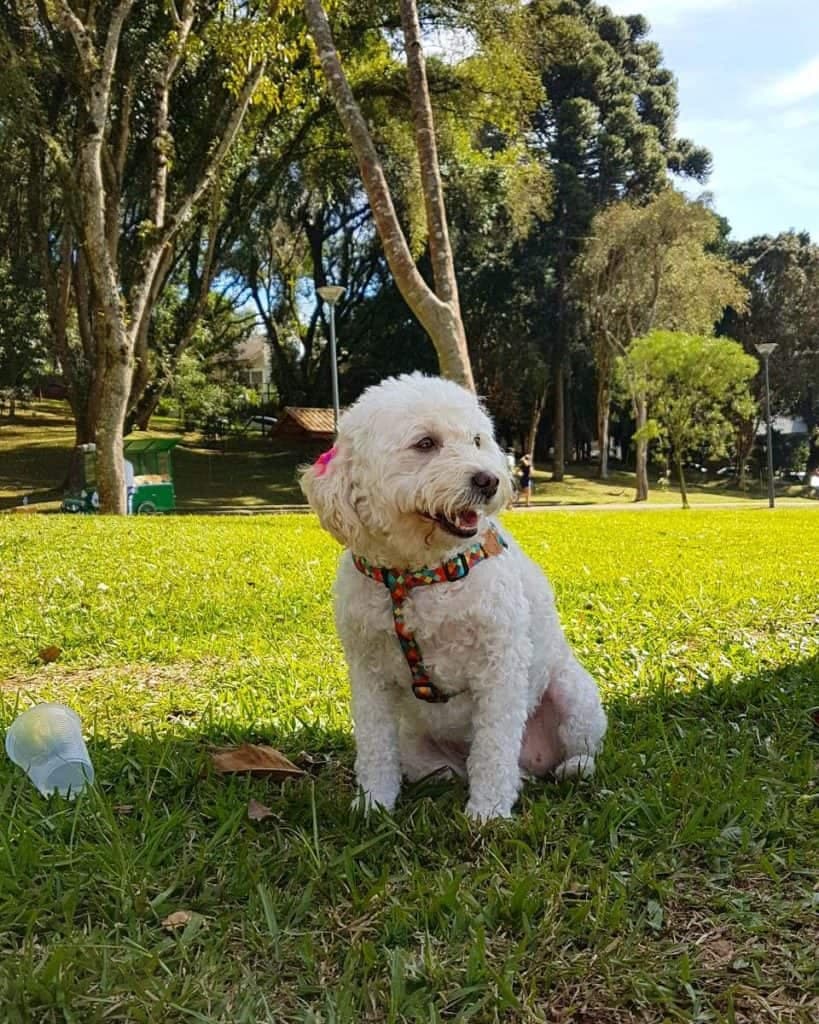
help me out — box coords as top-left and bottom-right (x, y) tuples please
(414, 437), (437, 452)
(474, 435), (481, 448)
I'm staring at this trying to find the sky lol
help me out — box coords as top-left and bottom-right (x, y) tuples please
(608, 0), (819, 241)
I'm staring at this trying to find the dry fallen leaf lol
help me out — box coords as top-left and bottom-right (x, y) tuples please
(161, 910), (192, 930)
(247, 798), (275, 821)
(38, 645), (62, 664)
(210, 743), (305, 779)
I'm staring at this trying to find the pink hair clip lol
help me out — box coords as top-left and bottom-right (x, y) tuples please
(314, 445), (338, 476)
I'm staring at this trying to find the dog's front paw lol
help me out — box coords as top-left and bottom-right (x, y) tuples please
(351, 789), (396, 816)
(553, 754), (596, 781)
(466, 797), (514, 823)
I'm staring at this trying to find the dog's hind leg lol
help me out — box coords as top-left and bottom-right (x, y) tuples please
(519, 689), (563, 777)
(548, 648), (607, 780)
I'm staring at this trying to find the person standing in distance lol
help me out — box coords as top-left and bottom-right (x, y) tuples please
(517, 453), (533, 507)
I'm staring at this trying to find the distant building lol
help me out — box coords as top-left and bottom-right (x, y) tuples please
(234, 334), (271, 391)
(755, 415), (808, 437)
(272, 407), (336, 445)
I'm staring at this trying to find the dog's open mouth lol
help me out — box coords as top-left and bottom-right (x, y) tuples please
(422, 509), (480, 538)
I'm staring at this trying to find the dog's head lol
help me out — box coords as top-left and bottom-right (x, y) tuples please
(300, 373), (513, 563)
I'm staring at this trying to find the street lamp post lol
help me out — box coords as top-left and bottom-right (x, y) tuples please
(756, 343), (777, 509)
(317, 285), (345, 435)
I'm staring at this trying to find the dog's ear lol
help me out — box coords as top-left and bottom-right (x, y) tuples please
(299, 442), (361, 548)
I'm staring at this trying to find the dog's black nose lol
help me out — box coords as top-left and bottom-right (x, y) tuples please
(472, 471), (499, 497)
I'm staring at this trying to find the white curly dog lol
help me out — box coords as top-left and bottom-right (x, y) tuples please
(301, 373), (607, 821)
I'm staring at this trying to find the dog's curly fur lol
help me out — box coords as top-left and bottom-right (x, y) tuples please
(301, 373), (606, 821)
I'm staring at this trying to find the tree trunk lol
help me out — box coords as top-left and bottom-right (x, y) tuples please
(128, 244), (174, 421)
(130, 382), (164, 433)
(398, 0), (471, 386)
(525, 385), (547, 459)
(597, 363), (611, 480)
(633, 392), (649, 501)
(676, 452), (689, 509)
(55, 0), (132, 511)
(303, 0), (474, 390)
(54, 0), (263, 511)
(800, 383), (818, 475)
(564, 360), (574, 465)
(736, 417), (755, 489)
(29, 150), (92, 439)
(552, 354), (565, 481)
(78, 141), (133, 513)
(95, 335), (131, 515)
(74, 404), (97, 446)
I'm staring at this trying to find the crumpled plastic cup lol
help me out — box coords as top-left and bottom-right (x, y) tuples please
(5, 703), (94, 798)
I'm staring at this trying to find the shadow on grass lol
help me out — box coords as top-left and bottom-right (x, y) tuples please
(2, 651), (816, 841)
(169, 444), (309, 508)
(0, 655), (816, 1021)
(0, 436), (72, 509)
(0, 427), (312, 511)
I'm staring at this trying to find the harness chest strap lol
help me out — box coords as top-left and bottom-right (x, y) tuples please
(351, 526), (508, 703)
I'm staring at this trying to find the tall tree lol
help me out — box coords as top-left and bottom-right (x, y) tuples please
(0, 128), (50, 415)
(0, 260), (49, 415)
(1, 0), (298, 511)
(720, 232), (819, 476)
(574, 190), (746, 498)
(622, 331), (757, 508)
(303, 0), (475, 389)
(523, 0), (711, 479)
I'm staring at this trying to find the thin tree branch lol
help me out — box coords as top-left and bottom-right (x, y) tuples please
(397, 0), (459, 308)
(113, 70), (133, 186)
(99, 0), (133, 99)
(302, 0), (449, 327)
(160, 61), (265, 252)
(52, 0), (92, 74)
(128, 60), (265, 362)
(149, 0), (195, 228)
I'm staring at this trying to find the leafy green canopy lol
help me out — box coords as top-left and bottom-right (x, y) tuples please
(622, 330), (758, 505)
(578, 190), (748, 353)
(721, 232), (819, 442)
(0, 258), (50, 403)
(527, 1), (709, 214)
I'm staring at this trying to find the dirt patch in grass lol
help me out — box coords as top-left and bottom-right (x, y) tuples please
(0, 659), (231, 692)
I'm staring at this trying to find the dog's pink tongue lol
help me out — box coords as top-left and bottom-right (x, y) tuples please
(457, 510), (479, 529)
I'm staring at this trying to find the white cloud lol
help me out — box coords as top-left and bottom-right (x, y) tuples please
(606, 0), (749, 27)
(781, 106), (819, 129)
(759, 54), (819, 106)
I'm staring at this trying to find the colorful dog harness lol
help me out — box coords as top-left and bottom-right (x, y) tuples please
(352, 526), (508, 703)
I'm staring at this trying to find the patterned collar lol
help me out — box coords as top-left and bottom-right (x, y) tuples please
(352, 526), (508, 703)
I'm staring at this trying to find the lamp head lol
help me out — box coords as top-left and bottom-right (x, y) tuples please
(317, 285), (345, 306)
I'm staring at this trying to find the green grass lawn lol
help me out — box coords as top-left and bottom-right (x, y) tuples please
(1, 510), (817, 1023)
(2, 401), (814, 511)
